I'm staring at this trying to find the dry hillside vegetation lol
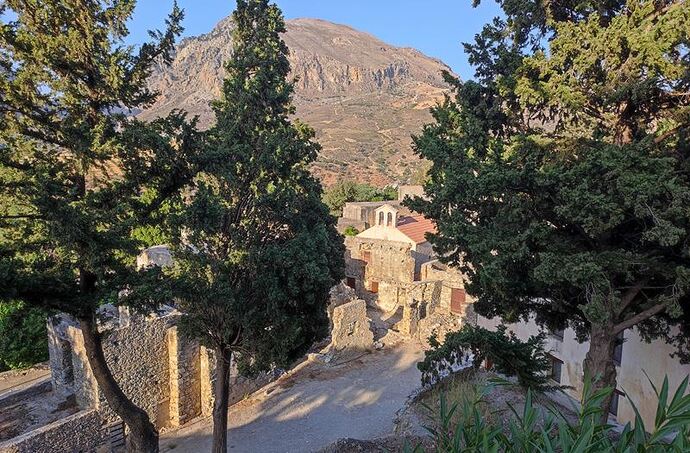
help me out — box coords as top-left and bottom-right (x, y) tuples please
(140, 18), (452, 186)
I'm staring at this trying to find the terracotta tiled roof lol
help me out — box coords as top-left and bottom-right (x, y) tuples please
(396, 214), (436, 244)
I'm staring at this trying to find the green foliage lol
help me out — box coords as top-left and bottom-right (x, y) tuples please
(343, 225), (360, 236)
(407, 0), (690, 407)
(407, 374), (690, 452)
(418, 324), (553, 391)
(153, 0), (345, 375)
(0, 2), (194, 447)
(0, 300), (48, 370)
(0, 0), (196, 316)
(322, 180), (397, 215)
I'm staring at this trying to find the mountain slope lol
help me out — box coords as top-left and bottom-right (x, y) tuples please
(140, 18), (452, 186)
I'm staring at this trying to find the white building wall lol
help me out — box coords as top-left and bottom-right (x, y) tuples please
(476, 315), (690, 428)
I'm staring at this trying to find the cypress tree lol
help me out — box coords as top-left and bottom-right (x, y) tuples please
(159, 1), (344, 451)
(408, 0), (690, 415)
(0, 1), (197, 450)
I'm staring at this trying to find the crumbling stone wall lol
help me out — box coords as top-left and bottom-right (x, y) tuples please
(420, 260), (472, 311)
(330, 299), (374, 351)
(327, 283), (358, 327)
(0, 410), (107, 453)
(396, 281), (442, 336)
(47, 306), (207, 432)
(378, 280), (442, 315)
(344, 237), (415, 298)
(167, 326), (201, 427)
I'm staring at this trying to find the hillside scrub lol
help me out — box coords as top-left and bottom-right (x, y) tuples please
(323, 180), (397, 215)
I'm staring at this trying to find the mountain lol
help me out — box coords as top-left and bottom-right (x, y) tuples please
(140, 18), (453, 186)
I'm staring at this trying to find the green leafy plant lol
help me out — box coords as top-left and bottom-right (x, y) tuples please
(0, 300), (48, 370)
(343, 225), (360, 236)
(407, 373), (690, 452)
(418, 324), (553, 391)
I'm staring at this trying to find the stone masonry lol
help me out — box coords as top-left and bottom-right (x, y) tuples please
(330, 299), (374, 351)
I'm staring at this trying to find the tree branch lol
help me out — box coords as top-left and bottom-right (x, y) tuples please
(614, 301), (668, 334)
(0, 214), (43, 220)
(617, 280), (647, 315)
(655, 124), (687, 144)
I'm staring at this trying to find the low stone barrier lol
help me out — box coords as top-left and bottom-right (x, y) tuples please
(0, 409), (107, 453)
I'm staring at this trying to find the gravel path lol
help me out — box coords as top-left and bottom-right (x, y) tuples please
(161, 343), (424, 453)
(0, 365), (50, 399)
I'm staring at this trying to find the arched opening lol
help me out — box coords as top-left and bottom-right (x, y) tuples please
(378, 211), (384, 225)
(387, 212), (393, 226)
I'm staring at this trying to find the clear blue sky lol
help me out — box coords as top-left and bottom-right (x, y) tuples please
(126, 1), (503, 80)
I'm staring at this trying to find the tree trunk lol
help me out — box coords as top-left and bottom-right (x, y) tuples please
(79, 315), (159, 453)
(212, 348), (232, 453)
(583, 324), (618, 423)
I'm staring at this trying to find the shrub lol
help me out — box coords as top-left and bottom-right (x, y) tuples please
(407, 373), (690, 452)
(418, 324), (553, 391)
(343, 226), (360, 236)
(0, 300), (48, 370)
(322, 180), (397, 215)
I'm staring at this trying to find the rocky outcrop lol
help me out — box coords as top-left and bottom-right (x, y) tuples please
(140, 18), (453, 186)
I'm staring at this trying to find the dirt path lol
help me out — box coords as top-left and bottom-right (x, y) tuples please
(0, 365), (50, 399)
(161, 343), (424, 453)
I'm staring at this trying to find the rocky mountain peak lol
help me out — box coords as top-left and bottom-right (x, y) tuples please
(140, 17), (454, 186)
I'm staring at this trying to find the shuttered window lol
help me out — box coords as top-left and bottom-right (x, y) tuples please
(450, 288), (466, 314)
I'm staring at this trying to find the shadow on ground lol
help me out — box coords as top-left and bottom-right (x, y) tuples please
(161, 343), (424, 453)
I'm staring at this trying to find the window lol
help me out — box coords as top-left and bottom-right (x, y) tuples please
(387, 212), (393, 226)
(450, 288), (466, 314)
(550, 328), (565, 341)
(609, 390), (624, 417)
(549, 355), (563, 383)
(613, 331), (624, 366)
(378, 211), (384, 225)
(361, 251), (371, 264)
(346, 277), (356, 289)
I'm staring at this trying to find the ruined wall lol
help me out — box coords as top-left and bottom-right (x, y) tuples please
(93, 310), (176, 427)
(344, 237), (415, 297)
(420, 260), (471, 311)
(167, 327), (201, 427)
(397, 281), (442, 337)
(48, 307), (206, 432)
(330, 299), (374, 351)
(0, 410), (107, 453)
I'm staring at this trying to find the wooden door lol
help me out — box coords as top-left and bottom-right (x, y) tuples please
(450, 288), (466, 314)
(370, 281), (379, 293)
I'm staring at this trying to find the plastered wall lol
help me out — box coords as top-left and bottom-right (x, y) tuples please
(476, 315), (690, 428)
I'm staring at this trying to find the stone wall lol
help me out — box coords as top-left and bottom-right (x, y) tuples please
(420, 260), (472, 311)
(47, 306), (208, 433)
(344, 236), (415, 297)
(330, 299), (374, 351)
(0, 410), (107, 453)
(167, 326), (201, 427)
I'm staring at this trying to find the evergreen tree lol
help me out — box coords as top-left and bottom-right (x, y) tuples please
(0, 1), (198, 451)
(408, 0), (690, 415)
(159, 1), (344, 451)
